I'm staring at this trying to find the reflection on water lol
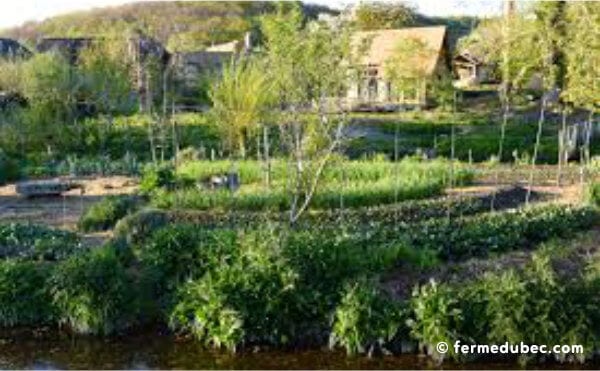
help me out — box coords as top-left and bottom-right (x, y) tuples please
(0, 328), (595, 370)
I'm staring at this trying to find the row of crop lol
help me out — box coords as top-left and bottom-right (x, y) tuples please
(149, 169), (473, 213)
(0, 223), (81, 261)
(8, 203), (592, 338)
(113, 186), (535, 243)
(330, 251), (600, 362)
(150, 178), (447, 212)
(175, 157), (473, 186)
(381, 204), (598, 261)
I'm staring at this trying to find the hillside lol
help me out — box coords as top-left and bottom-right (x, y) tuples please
(0, 1), (337, 52)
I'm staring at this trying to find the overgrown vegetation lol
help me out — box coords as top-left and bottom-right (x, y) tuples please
(151, 158), (473, 212)
(409, 253), (599, 363)
(0, 223), (80, 261)
(50, 247), (140, 335)
(79, 195), (141, 232)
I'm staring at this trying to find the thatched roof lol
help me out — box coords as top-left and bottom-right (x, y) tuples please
(352, 26), (448, 75)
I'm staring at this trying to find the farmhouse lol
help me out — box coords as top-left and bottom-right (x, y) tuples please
(347, 26), (451, 110)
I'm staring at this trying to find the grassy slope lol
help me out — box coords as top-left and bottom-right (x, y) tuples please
(0, 2), (336, 52)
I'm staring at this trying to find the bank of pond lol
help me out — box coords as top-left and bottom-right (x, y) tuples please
(1, 199), (600, 365)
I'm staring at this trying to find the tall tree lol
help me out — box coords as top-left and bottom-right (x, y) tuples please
(260, 4), (358, 223)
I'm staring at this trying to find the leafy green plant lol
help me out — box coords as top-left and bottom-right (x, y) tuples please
(408, 253), (599, 363)
(330, 278), (403, 355)
(137, 225), (237, 294)
(169, 230), (298, 350)
(586, 182), (600, 207)
(0, 150), (20, 184)
(0, 260), (54, 326)
(140, 163), (175, 194)
(0, 223), (80, 261)
(408, 280), (461, 361)
(78, 195), (141, 232)
(50, 247), (139, 335)
(392, 205), (597, 260)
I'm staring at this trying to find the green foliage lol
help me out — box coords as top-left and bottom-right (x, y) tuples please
(1, 2), (278, 52)
(392, 205), (597, 260)
(140, 163), (176, 194)
(408, 280), (460, 360)
(78, 195), (141, 232)
(0, 223), (81, 261)
(0, 150), (20, 184)
(210, 58), (275, 158)
(154, 158), (473, 212)
(50, 247), (138, 335)
(394, 244), (440, 270)
(330, 278), (403, 355)
(169, 230), (298, 349)
(563, 3), (599, 109)
(0, 260), (54, 326)
(77, 38), (137, 115)
(586, 182), (600, 207)
(115, 185), (524, 238)
(166, 224), (403, 351)
(137, 225), (237, 292)
(409, 254), (598, 363)
(354, 2), (417, 30)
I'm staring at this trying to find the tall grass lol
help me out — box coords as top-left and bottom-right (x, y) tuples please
(155, 158), (473, 211)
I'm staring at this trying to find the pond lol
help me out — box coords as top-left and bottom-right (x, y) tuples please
(0, 328), (594, 370)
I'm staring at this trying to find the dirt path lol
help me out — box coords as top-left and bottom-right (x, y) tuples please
(0, 176), (138, 245)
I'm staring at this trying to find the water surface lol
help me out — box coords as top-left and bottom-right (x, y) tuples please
(0, 329), (593, 369)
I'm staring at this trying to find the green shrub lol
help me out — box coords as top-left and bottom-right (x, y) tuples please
(0, 150), (20, 184)
(50, 247), (139, 335)
(408, 254), (598, 363)
(138, 225), (237, 293)
(586, 182), (600, 207)
(78, 195), (141, 232)
(167, 226), (403, 350)
(140, 163), (175, 194)
(0, 260), (54, 326)
(408, 280), (460, 361)
(0, 223), (80, 261)
(169, 230), (298, 350)
(330, 278), (403, 355)
(113, 208), (170, 245)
